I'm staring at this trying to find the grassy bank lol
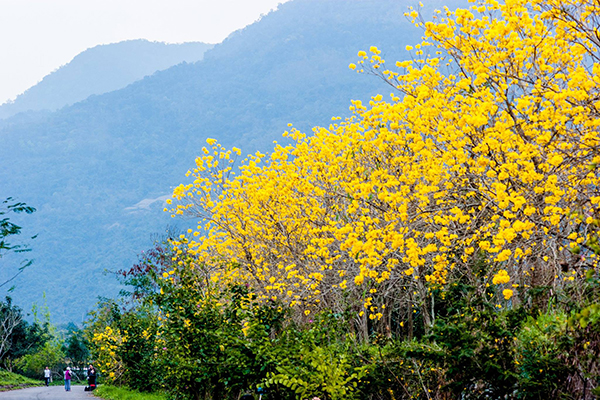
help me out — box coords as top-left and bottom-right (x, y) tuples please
(94, 385), (167, 400)
(0, 369), (41, 391)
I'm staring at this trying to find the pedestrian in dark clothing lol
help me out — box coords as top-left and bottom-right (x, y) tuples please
(87, 365), (97, 390)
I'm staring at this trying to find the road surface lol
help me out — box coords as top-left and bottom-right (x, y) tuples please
(0, 386), (97, 399)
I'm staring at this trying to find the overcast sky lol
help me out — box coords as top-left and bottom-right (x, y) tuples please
(0, 0), (289, 104)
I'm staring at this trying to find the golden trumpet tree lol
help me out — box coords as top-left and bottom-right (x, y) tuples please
(169, 0), (600, 333)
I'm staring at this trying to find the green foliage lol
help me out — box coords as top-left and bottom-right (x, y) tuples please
(0, 369), (41, 386)
(119, 307), (160, 392)
(156, 279), (275, 400)
(266, 345), (366, 400)
(0, 198), (35, 257)
(0, 198), (36, 291)
(354, 339), (446, 400)
(568, 268), (600, 329)
(63, 330), (90, 370)
(558, 306), (600, 398)
(14, 341), (64, 379)
(6, 321), (50, 361)
(352, 281), (593, 400)
(94, 384), (168, 400)
(254, 311), (366, 400)
(515, 311), (571, 398)
(88, 271), (600, 399)
(375, 283), (524, 398)
(84, 239), (600, 399)
(426, 302), (525, 397)
(0, 296), (88, 383)
(0, 297), (51, 370)
(85, 299), (160, 392)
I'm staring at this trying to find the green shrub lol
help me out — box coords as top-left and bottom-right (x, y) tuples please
(515, 311), (571, 399)
(157, 281), (282, 400)
(94, 385), (167, 400)
(264, 335), (367, 400)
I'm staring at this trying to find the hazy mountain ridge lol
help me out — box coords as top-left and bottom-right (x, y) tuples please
(0, 40), (214, 119)
(0, 0), (467, 323)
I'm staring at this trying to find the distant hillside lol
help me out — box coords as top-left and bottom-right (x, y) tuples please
(0, 40), (213, 119)
(0, 0), (467, 323)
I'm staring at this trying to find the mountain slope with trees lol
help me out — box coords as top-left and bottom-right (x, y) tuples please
(0, 40), (213, 119)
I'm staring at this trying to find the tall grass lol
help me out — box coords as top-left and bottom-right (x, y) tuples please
(94, 385), (167, 400)
(0, 370), (40, 387)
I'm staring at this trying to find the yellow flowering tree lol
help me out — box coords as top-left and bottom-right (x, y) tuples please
(170, 0), (600, 336)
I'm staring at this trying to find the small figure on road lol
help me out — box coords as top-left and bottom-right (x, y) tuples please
(43, 366), (51, 386)
(64, 367), (72, 391)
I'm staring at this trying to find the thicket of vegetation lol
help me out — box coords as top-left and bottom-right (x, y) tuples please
(85, 0), (600, 398)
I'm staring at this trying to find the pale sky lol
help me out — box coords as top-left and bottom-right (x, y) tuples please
(0, 0), (290, 104)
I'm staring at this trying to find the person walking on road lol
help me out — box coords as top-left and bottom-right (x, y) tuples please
(64, 367), (72, 391)
(43, 367), (51, 386)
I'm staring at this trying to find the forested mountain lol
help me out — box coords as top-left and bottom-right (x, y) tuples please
(0, 0), (466, 323)
(0, 40), (213, 119)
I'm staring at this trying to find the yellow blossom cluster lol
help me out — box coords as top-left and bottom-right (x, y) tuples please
(92, 326), (125, 384)
(169, 0), (600, 321)
(492, 270), (510, 285)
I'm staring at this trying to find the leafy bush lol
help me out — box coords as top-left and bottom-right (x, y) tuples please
(261, 312), (367, 400)
(266, 345), (366, 400)
(515, 311), (571, 398)
(156, 280), (282, 400)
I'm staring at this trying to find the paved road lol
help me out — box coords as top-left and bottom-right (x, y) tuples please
(0, 386), (97, 399)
